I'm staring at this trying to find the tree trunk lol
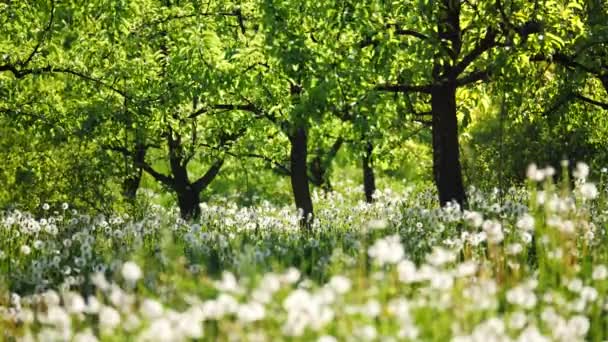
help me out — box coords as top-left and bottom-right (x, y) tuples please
(430, 81), (467, 208)
(122, 144), (146, 200)
(309, 155), (330, 191)
(289, 126), (314, 227)
(601, 75), (608, 97)
(362, 140), (376, 203)
(308, 137), (343, 193)
(176, 186), (201, 220)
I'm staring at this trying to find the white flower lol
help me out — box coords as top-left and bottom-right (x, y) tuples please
(64, 292), (86, 314)
(282, 267), (301, 284)
(455, 261), (477, 277)
(139, 318), (174, 341)
(506, 243), (524, 255)
(367, 219), (388, 230)
(121, 261), (142, 284)
(368, 234), (404, 265)
(506, 285), (537, 309)
(20, 245), (31, 255)
(516, 214), (535, 231)
(463, 210), (483, 227)
(482, 220), (504, 244)
(592, 265), (608, 280)
(508, 311), (528, 330)
(61, 202), (69, 210)
(237, 302), (266, 323)
(140, 299), (164, 319)
(569, 315), (590, 337)
(527, 163), (545, 182)
(73, 329), (98, 342)
(573, 162), (589, 180)
(580, 183), (598, 200)
(328, 275), (351, 294)
(42, 203), (50, 210)
(517, 325), (550, 342)
(356, 325), (377, 341)
(427, 247), (456, 266)
(99, 306), (121, 330)
(318, 336), (338, 342)
(397, 259), (418, 283)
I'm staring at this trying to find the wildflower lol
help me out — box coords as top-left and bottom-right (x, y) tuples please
(328, 275), (351, 294)
(517, 325), (550, 342)
(33, 240), (44, 250)
(508, 311), (528, 330)
(592, 265), (608, 280)
(427, 247), (456, 266)
(356, 325), (377, 340)
(139, 318), (174, 341)
(368, 234), (404, 265)
(99, 306), (121, 330)
(455, 261), (478, 277)
(121, 261), (142, 284)
(573, 162), (590, 180)
(482, 220), (504, 244)
(506, 243), (524, 255)
(42, 203), (50, 210)
(397, 259), (418, 283)
(506, 285), (537, 309)
(367, 219), (388, 230)
(215, 271), (242, 294)
(20, 245), (31, 255)
(463, 210), (483, 227)
(140, 299), (164, 319)
(237, 302), (266, 323)
(64, 292), (86, 314)
(568, 315), (590, 337)
(580, 183), (598, 199)
(527, 163), (545, 182)
(516, 214), (535, 231)
(282, 267), (301, 284)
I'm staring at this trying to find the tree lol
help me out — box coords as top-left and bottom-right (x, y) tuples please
(364, 0), (581, 207)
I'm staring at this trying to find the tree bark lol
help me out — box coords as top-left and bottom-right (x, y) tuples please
(308, 137), (343, 192)
(289, 126), (314, 227)
(175, 186), (201, 220)
(122, 144), (146, 200)
(362, 140), (376, 203)
(430, 81), (467, 207)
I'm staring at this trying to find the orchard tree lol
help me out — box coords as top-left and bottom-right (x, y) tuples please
(356, 0), (585, 206)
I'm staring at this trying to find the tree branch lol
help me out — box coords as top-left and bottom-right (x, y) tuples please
(104, 144), (174, 187)
(188, 103), (258, 119)
(375, 83), (433, 94)
(0, 64), (130, 98)
(575, 94), (608, 110)
(192, 159), (224, 193)
(456, 69), (491, 86)
(21, 0), (55, 68)
(359, 24), (428, 48)
(452, 28), (498, 77)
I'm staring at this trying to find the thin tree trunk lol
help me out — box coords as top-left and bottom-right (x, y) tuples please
(362, 140), (376, 203)
(289, 126), (314, 227)
(430, 81), (467, 207)
(308, 137), (343, 192)
(122, 144), (146, 200)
